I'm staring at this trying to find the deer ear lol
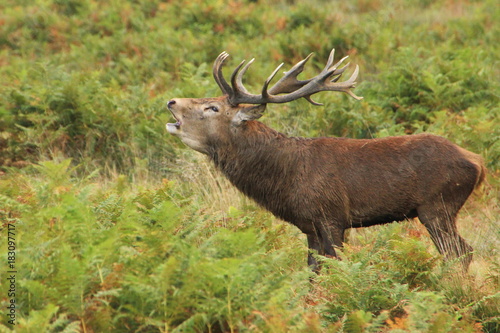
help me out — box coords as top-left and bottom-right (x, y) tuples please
(232, 104), (267, 125)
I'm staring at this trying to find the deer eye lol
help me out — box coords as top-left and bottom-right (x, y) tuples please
(206, 106), (219, 112)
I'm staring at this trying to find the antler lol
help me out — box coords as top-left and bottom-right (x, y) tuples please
(212, 48), (362, 106)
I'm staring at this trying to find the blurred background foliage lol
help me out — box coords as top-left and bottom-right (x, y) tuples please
(0, 0), (498, 175)
(0, 0), (499, 332)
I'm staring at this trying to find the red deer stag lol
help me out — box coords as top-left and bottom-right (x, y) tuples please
(167, 48), (485, 271)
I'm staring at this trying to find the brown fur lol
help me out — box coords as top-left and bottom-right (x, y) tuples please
(167, 96), (485, 270)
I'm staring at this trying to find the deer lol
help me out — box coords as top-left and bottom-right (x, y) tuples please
(166, 48), (486, 271)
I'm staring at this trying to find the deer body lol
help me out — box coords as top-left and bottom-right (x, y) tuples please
(167, 49), (485, 270)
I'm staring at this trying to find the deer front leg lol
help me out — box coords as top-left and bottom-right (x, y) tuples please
(307, 233), (323, 273)
(320, 222), (345, 258)
(306, 225), (344, 273)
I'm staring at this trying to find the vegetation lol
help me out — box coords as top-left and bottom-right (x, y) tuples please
(0, 0), (498, 332)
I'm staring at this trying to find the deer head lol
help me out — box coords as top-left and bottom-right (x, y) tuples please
(167, 48), (362, 154)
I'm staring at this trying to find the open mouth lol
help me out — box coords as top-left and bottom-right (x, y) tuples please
(169, 120), (181, 128)
(167, 110), (181, 129)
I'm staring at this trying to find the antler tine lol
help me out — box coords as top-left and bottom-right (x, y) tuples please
(303, 95), (323, 106)
(307, 56), (350, 91)
(321, 64), (362, 100)
(213, 52), (233, 96)
(262, 62), (284, 99)
(268, 53), (314, 95)
(230, 59), (247, 94)
(321, 48), (336, 75)
(329, 64), (359, 89)
(320, 55), (349, 82)
(233, 58), (255, 95)
(330, 56), (350, 73)
(330, 62), (350, 82)
(339, 65), (363, 100)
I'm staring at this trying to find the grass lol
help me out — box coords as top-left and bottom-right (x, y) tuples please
(0, 0), (499, 332)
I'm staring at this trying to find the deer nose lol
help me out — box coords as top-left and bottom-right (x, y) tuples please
(167, 100), (176, 108)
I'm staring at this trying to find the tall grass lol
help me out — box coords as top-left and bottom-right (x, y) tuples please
(1, 160), (498, 332)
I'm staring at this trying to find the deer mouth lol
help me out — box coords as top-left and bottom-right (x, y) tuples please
(167, 111), (182, 133)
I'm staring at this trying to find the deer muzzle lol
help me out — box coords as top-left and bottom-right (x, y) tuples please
(166, 99), (181, 134)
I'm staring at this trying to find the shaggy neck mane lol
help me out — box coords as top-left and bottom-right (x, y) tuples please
(208, 121), (303, 218)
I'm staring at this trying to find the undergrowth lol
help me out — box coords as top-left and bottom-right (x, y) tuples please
(0, 158), (498, 332)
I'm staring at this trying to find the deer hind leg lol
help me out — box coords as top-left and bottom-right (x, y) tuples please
(417, 201), (473, 270)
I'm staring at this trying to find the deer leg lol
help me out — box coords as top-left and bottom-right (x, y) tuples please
(307, 233), (322, 273)
(307, 225), (345, 273)
(320, 225), (345, 258)
(417, 203), (473, 270)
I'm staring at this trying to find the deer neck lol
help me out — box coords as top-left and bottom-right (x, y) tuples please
(208, 121), (300, 209)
